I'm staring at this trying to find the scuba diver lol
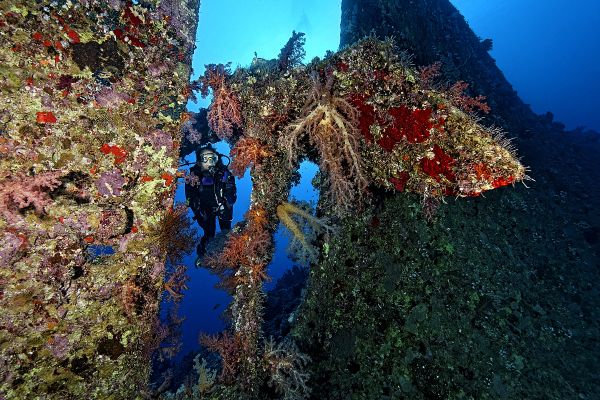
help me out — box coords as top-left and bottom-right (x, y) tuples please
(185, 145), (237, 264)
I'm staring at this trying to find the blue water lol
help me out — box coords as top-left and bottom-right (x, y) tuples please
(172, 159), (317, 357)
(450, 0), (600, 132)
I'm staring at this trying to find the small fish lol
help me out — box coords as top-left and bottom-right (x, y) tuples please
(212, 303), (221, 310)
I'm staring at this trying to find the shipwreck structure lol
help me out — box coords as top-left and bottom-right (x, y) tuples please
(1, 0), (598, 399)
(291, 1), (600, 399)
(0, 0), (199, 398)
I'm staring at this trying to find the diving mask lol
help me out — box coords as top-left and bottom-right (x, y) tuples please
(199, 151), (218, 172)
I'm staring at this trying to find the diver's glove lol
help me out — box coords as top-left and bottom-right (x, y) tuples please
(216, 203), (226, 218)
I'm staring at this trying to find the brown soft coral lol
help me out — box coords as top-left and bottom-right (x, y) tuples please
(279, 71), (369, 214)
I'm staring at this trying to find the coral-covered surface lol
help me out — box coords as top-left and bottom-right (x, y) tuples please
(0, 0), (198, 398)
(294, 189), (600, 399)
(218, 38), (526, 218)
(287, 1), (600, 399)
(187, 36), (525, 398)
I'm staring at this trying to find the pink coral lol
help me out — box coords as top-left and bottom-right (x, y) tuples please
(0, 171), (63, 222)
(207, 86), (242, 139)
(46, 334), (71, 360)
(181, 115), (204, 145)
(145, 129), (173, 151)
(95, 170), (125, 197)
(183, 171), (200, 187)
(0, 231), (25, 265)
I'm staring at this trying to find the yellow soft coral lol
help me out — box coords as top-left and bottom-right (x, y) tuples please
(276, 201), (332, 261)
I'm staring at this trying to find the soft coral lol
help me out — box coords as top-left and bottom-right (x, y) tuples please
(0, 171), (62, 222)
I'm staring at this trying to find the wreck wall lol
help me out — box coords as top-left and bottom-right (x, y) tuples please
(340, 0), (537, 133)
(291, 1), (600, 399)
(0, 0), (199, 398)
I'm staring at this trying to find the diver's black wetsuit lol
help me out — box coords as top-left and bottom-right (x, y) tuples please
(185, 162), (236, 255)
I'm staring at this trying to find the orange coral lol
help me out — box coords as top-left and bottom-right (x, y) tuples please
(201, 204), (275, 387)
(206, 206), (273, 277)
(36, 111), (57, 124)
(230, 137), (272, 178)
(207, 228), (271, 273)
(206, 232), (251, 273)
(200, 332), (245, 383)
(473, 162), (492, 180)
(151, 204), (198, 265)
(199, 63), (228, 95)
(120, 279), (144, 318)
(447, 81), (491, 114)
(216, 261), (270, 292)
(246, 206), (269, 230)
(163, 265), (188, 302)
(200, 64), (242, 139)
(248, 261), (270, 283)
